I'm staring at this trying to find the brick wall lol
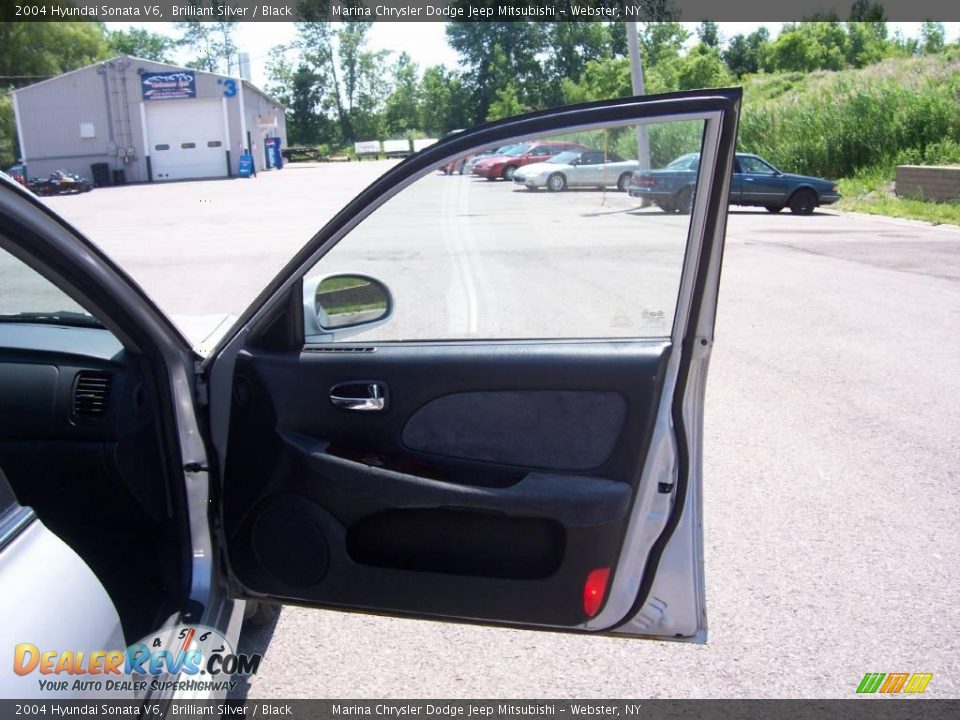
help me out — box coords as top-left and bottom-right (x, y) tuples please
(895, 165), (960, 202)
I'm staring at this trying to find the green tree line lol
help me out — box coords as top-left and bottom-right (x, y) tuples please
(1, 18), (958, 178)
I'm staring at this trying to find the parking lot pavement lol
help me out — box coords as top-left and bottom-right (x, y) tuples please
(46, 163), (960, 698)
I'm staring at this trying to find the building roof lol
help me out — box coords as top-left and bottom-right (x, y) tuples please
(9, 55), (285, 108)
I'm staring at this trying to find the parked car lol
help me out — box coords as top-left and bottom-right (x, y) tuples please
(513, 149), (640, 192)
(0, 88), (743, 704)
(473, 140), (589, 181)
(28, 169), (93, 196)
(441, 144), (520, 175)
(4, 164), (29, 187)
(628, 152), (840, 215)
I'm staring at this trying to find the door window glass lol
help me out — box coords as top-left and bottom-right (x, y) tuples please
(303, 118), (706, 342)
(739, 156), (776, 174)
(0, 245), (101, 328)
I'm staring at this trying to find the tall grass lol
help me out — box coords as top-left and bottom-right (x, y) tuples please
(739, 64), (960, 179)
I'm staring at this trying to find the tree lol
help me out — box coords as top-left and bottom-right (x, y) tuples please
(0, 22), (108, 83)
(697, 21), (721, 48)
(636, 22), (690, 68)
(675, 44), (734, 90)
(420, 65), (470, 136)
(920, 21), (946, 54)
(446, 22), (548, 123)
(542, 23), (614, 105)
(176, 20), (237, 73)
(486, 83), (525, 122)
(723, 27), (770, 77)
(264, 46), (332, 146)
(763, 22), (848, 72)
(106, 28), (176, 62)
(384, 53), (420, 136)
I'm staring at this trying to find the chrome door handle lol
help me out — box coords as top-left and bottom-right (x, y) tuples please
(330, 382), (386, 412)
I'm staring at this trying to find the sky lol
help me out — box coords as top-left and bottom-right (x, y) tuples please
(106, 22), (960, 89)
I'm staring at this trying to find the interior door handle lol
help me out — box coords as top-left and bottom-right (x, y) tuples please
(330, 382), (387, 412)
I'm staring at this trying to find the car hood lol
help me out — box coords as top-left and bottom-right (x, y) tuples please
(475, 155), (512, 167)
(172, 313), (236, 356)
(781, 172), (835, 187)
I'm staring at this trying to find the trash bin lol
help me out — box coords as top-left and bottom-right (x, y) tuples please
(112, 169), (125, 186)
(91, 163), (110, 187)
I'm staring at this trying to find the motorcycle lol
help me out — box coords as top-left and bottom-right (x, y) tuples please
(28, 170), (93, 196)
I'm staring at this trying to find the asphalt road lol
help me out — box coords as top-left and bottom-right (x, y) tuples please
(45, 162), (960, 698)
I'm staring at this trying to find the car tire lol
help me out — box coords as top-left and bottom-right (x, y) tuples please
(547, 173), (567, 192)
(503, 166), (518, 181)
(675, 187), (694, 215)
(765, 205), (784, 213)
(788, 189), (817, 215)
(617, 173), (632, 192)
(657, 201), (675, 213)
(485, 176), (496, 181)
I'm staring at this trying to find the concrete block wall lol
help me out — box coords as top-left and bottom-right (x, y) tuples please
(895, 165), (960, 202)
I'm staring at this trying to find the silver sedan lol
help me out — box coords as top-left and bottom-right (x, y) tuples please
(513, 150), (640, 192)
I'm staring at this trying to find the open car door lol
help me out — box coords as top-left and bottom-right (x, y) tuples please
(205, 89), (740, 641)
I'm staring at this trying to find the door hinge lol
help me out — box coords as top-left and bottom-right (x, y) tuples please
(183, 462), (208, 473)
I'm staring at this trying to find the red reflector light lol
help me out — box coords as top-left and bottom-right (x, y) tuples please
(583, 567), (611, 618)
(636, 177), (657, 187)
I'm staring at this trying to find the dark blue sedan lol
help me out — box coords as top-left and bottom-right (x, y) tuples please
(628, 152), (841, 215)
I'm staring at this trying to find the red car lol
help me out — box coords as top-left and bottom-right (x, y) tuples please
(473, 141), (588, 181)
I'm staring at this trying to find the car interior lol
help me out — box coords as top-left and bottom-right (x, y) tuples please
(0, 244), (189, 644)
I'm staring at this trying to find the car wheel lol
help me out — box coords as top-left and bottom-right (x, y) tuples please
(675, 187), (694, 215)
(503, 166), (518, 180)
(617, 173), (632, 192)
(789, 189), (817, 215)
(485, 176), (496, 181)
(765, 205), (784, 213)
(657, 201), (675, 213)
(547, 173), (567, 192)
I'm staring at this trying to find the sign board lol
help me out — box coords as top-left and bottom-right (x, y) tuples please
(238, 155), (255, 178)
(412, 138), (438, 153)
(141, 71), (196, 101)
(354, 140), (380, 156)
(383, 139), (412, 156)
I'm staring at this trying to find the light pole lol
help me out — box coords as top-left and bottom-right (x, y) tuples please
(626, 22), (651, 171)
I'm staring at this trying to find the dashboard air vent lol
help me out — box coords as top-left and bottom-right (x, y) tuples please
(72, 372), (112, 420)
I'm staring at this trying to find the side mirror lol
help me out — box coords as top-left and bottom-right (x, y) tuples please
(570, 158), (581, 166)
(302, 273), (393, 341)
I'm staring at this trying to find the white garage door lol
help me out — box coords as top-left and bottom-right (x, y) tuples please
(147, 98), (227, 181)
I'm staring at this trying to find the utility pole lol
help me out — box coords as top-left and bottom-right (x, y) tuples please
(626, 22), (651, 170)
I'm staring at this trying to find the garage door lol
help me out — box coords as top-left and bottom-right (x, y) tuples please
(147, 98), (227, 181)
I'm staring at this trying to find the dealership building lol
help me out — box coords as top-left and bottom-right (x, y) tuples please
(9, 55), (286, 184)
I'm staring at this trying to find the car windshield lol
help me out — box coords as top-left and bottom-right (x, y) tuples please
(0, 246), (102, 328)
(667, 154), (700, 170)
(547, 151), (582, 165)
(504, 144), (531, 157)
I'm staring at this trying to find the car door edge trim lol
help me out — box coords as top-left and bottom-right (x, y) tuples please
(0, 506), (37, 554)
(584, 96), (740, 633)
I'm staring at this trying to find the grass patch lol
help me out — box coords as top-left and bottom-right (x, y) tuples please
(837, 169), (960, 225)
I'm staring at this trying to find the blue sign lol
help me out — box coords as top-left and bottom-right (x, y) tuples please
(141, 71), (196, 101)
(238, 155), (255, 178)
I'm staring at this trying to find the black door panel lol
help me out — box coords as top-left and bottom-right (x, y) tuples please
(401, 390), (627, 470)
(222, 342), (669, 626)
